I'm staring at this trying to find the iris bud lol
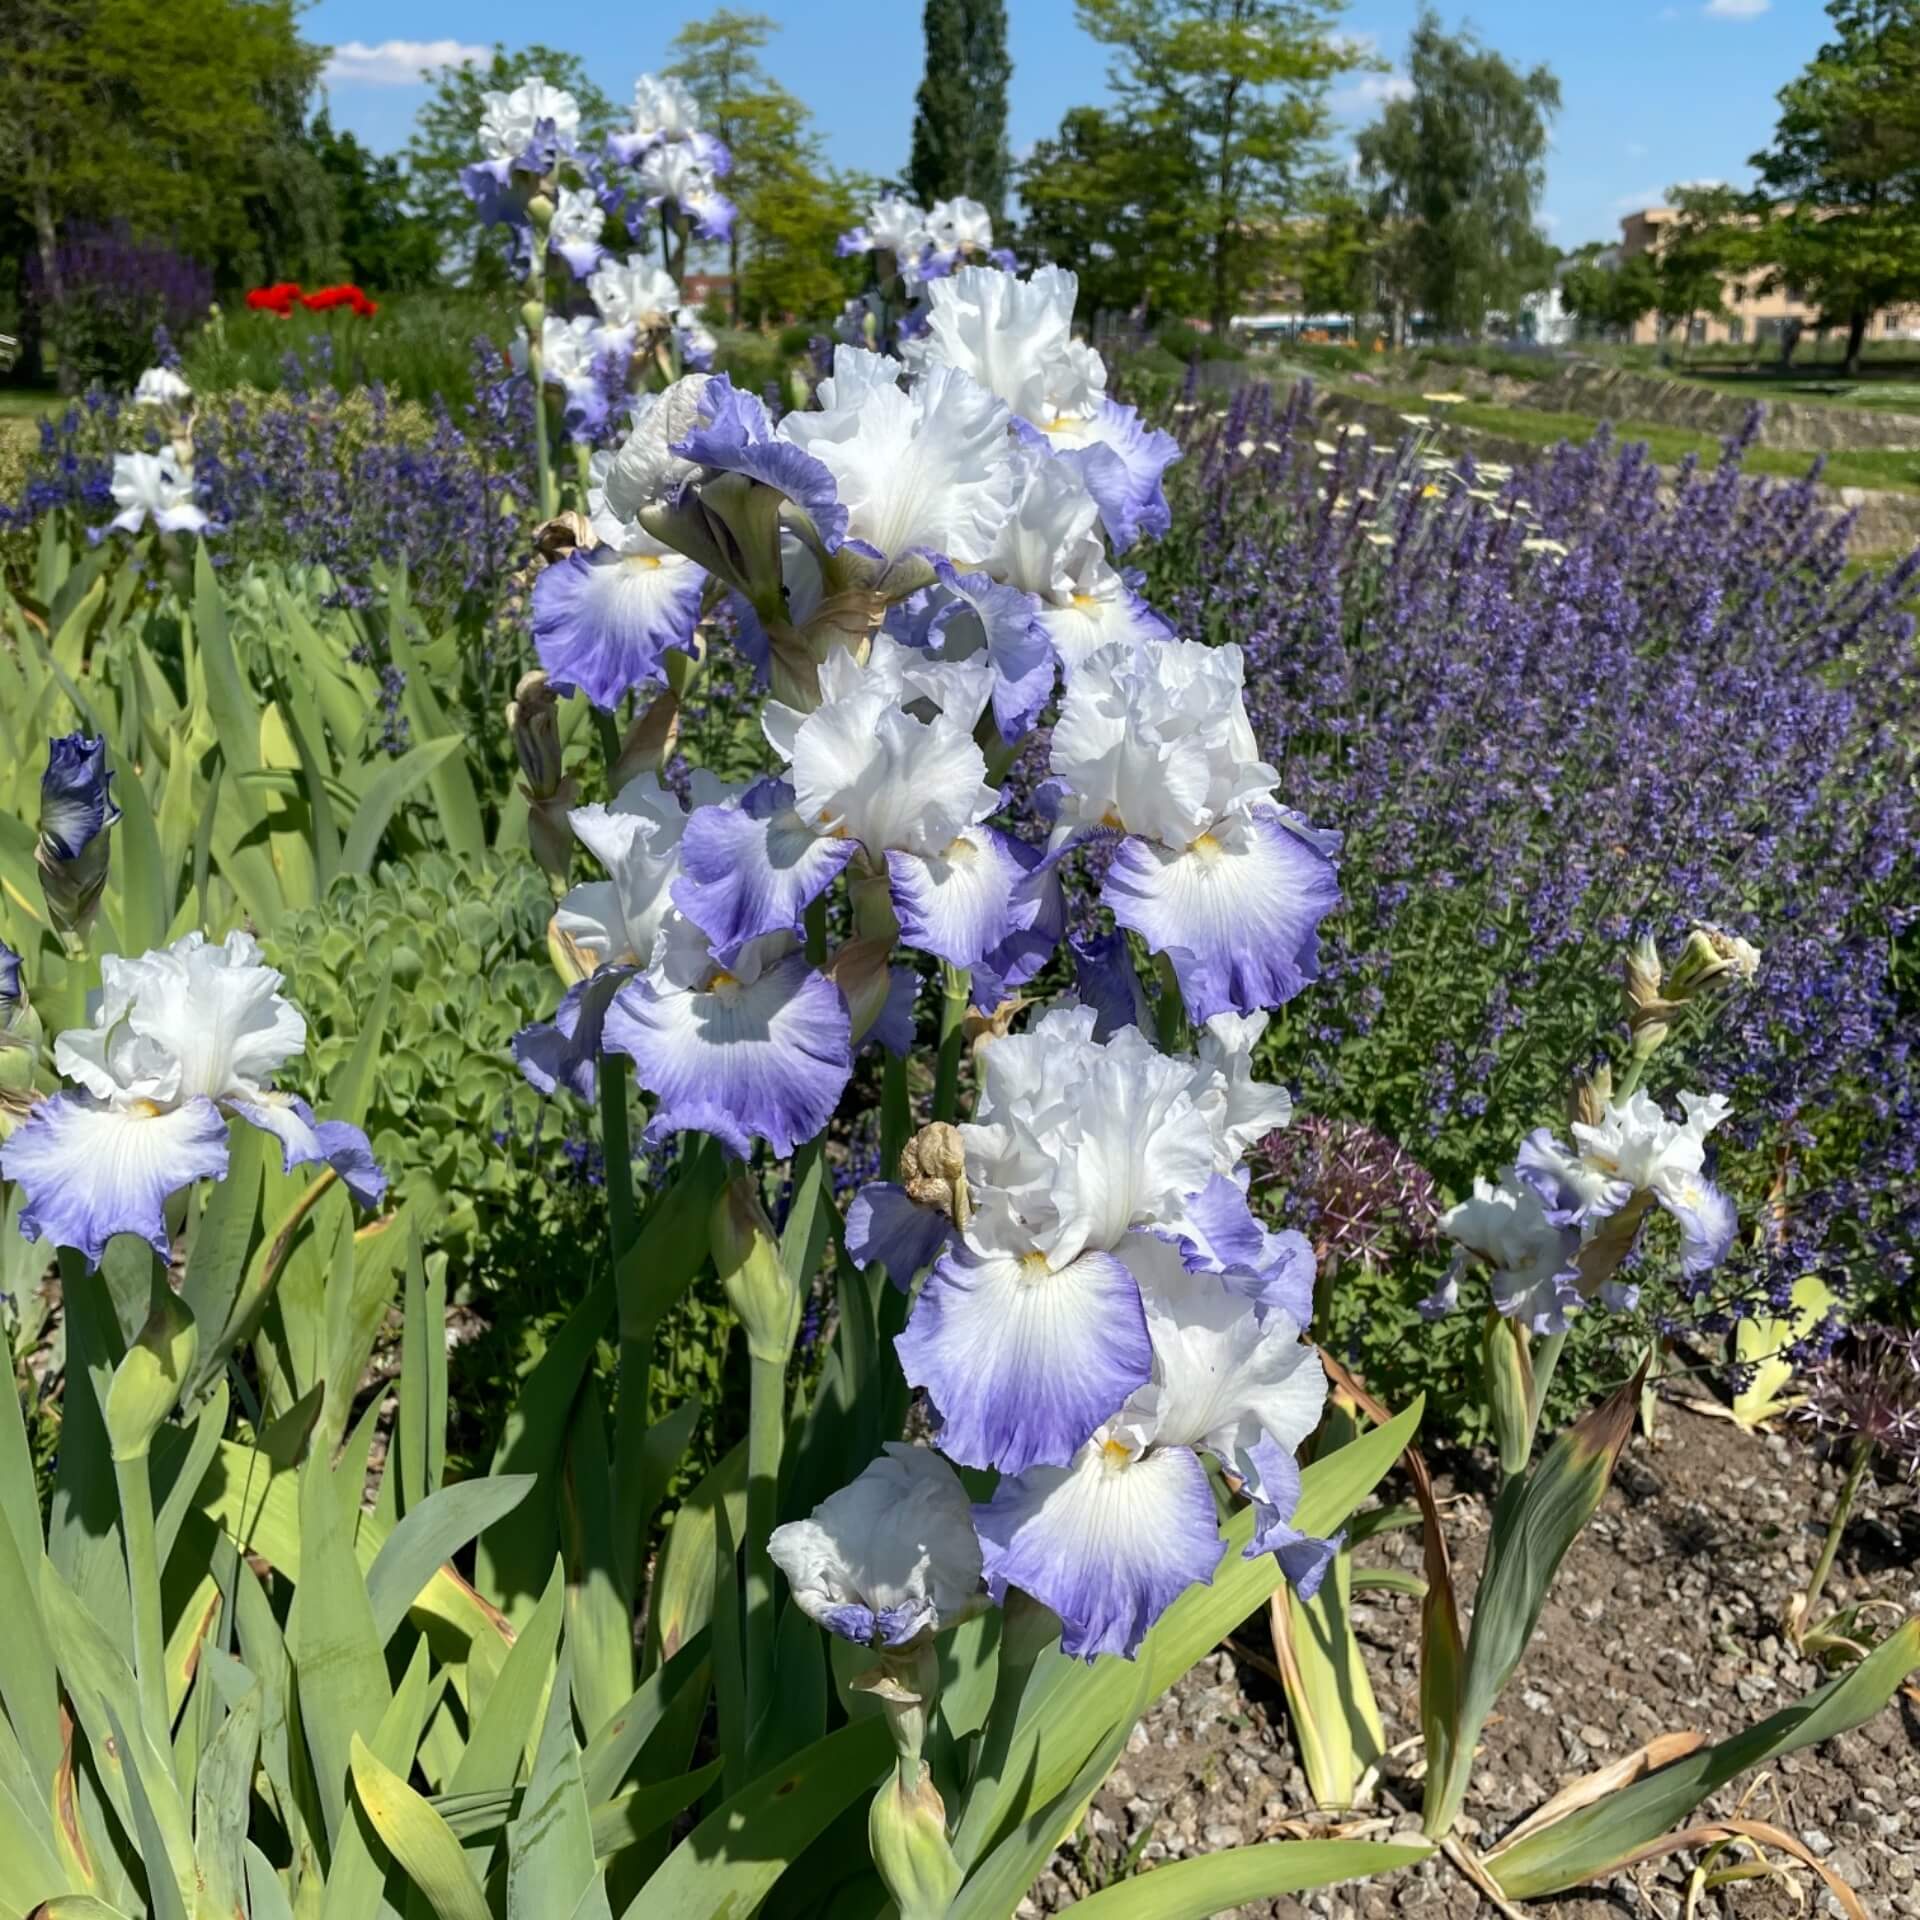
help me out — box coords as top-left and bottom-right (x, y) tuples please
(37, 733), (119, 949)
(866, 1762), (961, 1920)
(712, 1176), (800, 1364)
(506, 671), (577, 889)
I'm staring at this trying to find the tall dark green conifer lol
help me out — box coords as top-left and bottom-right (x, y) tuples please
(907, 0), (1011, 220)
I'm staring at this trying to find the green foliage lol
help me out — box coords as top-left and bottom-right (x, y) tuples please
(1158, 319), (1245, 363)
(265, 851), (561, 1250)
(307, 109), (443, 294)
(908, 0), (1013, 221)
(1355, 6), (1559, 337)
(0, 0), (331, 290)
(1747, 0), (1920, 372)
(1017, 106), (1201, 318)
(1557, 250), (1659, 339)
(1073, 0), (1363, 329)
(180, 290), (511, 408)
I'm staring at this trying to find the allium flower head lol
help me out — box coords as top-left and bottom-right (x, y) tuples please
(1801, 1326), (1920, 1476)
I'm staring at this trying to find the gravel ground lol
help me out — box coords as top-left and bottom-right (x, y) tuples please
(1025, 1400), (1920, 1918)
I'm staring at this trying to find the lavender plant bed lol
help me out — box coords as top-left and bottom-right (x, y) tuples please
(1140, 380), (1919, 1434)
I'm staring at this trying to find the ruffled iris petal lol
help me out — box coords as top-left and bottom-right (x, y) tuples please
(1239, 1436), (1340, 1601)
(532, 547), (705, 710)
(226, 1096), (387, 1208)
(604, 955), (851, 1160)
(846, 1182), (954, 1289)
(2, 1092), (230, 1269)
(673, 778), (859, 957)
(886, 829), (1026, 971)
(896, 1243), (1151, 1473)
(1103, 806), (1340, 1021)
(975, 1440), (1220, 1661)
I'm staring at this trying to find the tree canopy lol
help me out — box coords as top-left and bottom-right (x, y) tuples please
(1070, 0), (1360, 332)
(1354, 8), (1559, 338)
(908, 0), (1013, 221)
(1745, 0), (1920, 372)
(0, 0), (328, 293)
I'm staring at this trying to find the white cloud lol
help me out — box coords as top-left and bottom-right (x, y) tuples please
(323, 39), (490, 86)
(1625, 141), (1648, 158)
(1611, 185), (1667, 211)
(1704, 0), (1769, 16)
(1333, 72), (1415, 114)
(1540, 211), (1562, 232)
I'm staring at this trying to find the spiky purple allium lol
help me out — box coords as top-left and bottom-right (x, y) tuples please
(1799, 1326), (1920, 1476)
(1143, 380), (1919, 1333)
(1252, 1114), (1441, 1266)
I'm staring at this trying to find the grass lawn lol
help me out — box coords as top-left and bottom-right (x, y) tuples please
(0, 388), (59, 420)
(1389, 394), (1920, 493)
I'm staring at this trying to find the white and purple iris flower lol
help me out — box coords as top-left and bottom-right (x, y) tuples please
(1437, 1172), (1583, 1333)
(676, 639), (1038, 973)
(109, 451), (207, 536)
(1048, 639), (1341, 1023)
(514, 771), (856, 1159)
(984, 441), (1170, 674)
(548, 185), (607, 279)
(768, 1443), (985, 1648)
(513, 771), (718, 1102)
(1521, 1088), (1738, 1290)
(1440, 1089), (1738, 1331)
(588, 255), (682, 335)
(904, 263), (1179, 551)
(834, 1003), (1332, 1660)
(975, 1235), (1330, 1661)
(837, 193), (931, 263)
(0, 932), (385, 1269)
(777, 346), (1016, 597)
(462, 75), (580, 219)
(601, 914), (851, 1160)
(533, 449), (706, 709)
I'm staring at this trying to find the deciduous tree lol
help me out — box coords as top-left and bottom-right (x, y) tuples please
(1354, 8), (1559, 339)
(1075, 0), (1360, 333)
(907, 0), (1012, 220)
(1746, 0), (1920, 375)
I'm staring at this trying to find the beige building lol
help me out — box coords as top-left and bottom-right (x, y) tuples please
(1617, 206), (1920, 347)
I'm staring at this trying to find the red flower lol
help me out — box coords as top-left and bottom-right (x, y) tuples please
(245, 281), (377, 319)
(246, 280), (302, 317)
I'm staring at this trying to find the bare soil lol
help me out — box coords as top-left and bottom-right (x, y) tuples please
(1028, 1400), (1920, 1918)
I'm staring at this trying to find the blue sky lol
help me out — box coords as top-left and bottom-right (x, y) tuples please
(308, 0), (1831, 252)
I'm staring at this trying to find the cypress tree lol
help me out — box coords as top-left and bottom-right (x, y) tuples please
(908, 0), (1011, 221)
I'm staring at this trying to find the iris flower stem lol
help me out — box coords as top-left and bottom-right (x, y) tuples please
(599, 1049), (645, 1602)
(1800, 1432), (1873, 1635)
(1521, 1328), (1568, 1461)
(881, 1051), (911, 1181)
(594, 708), (624, 788)
(931, 966), (970, 1124)
(744, 1349), (787, 1736)
(114, 1448), (172, 1758)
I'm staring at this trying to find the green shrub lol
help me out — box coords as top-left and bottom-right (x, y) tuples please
(181, 289), (511, 408)
(1159, 319), (1246, 363)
